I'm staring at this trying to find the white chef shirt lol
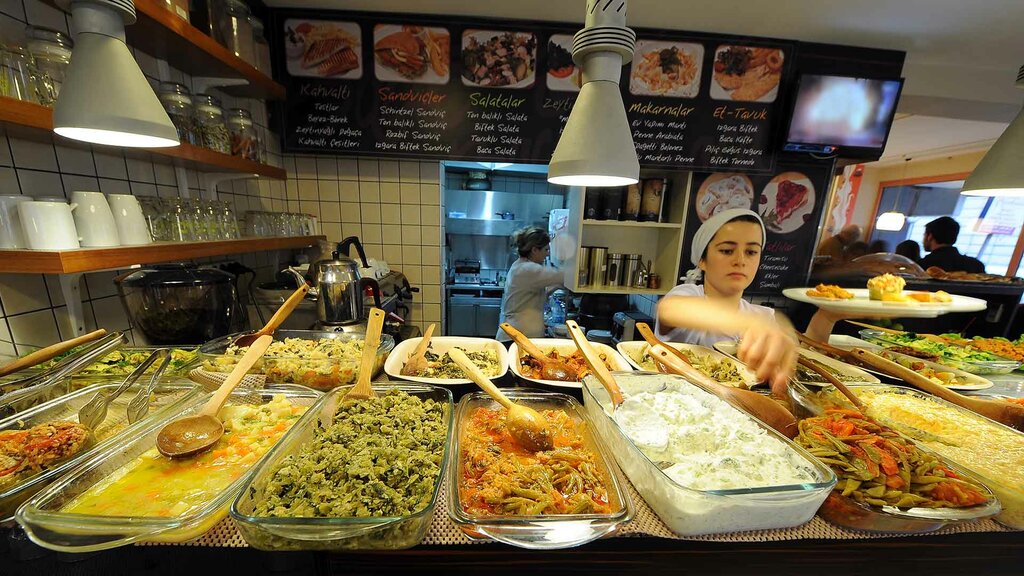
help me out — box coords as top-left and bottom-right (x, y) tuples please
(496, 258), (564, 341)
(654, 283), (775, 348)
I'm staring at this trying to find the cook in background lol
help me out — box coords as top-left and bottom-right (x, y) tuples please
(496, 227), (564, 343)
(919, 216), (985, 273)
(816, 224), (862, 265)
(656, 209), (859, 395)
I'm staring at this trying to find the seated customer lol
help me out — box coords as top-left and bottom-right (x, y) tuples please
(895, 239), (921, 262)
(918, 216), (985, 273)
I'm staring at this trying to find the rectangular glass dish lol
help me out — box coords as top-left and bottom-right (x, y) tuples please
(858, 329), (1020, 375)
(582, 372), (836, 536)
(788, 381), (1024, 529)
(448, 389), (633, 549)
(16, 385), (319, 552)
(0, 380), (200, 521)
(34, 346), (200, 379)
(199, 330), (395, 391)
(230, 383), (453, 551)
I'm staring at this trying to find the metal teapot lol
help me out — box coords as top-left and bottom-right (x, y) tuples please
(286, 236), (381, 326)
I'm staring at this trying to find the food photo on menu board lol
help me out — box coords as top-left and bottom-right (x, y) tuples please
(710, 45), (784, 102)
(546, 34), (581, 92)
(284, 19), (362, 79)
(695, 173), (755, 221)
(461, 30), (537, 88)
(759, 171), (816, 234)
(373, 24), (450, 83)
(629, 39), (703, 98)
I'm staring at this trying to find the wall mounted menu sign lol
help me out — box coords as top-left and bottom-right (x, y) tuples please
(682, 159), (834, 293)
(271, 9), (794, 172)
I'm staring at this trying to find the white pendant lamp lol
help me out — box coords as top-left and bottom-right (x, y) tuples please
(961, 65), (1024, 197)
(53, 0), (179, 148)
(876, 157), (909, 231)
(548, 0), (639, 187)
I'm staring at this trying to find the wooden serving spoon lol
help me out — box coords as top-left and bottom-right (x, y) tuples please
(233, 283), (310, 348)
(795, 356), (866, 412)
(448, 347), (554, 452)
(400, 323), (436, 376)
(500, 322), (574, 382)
(565, 320), (624, 408)
(320, 308), (386, 427)
(635, 323), (798, 439)
(0, 329), (107, 378)
(848, 347), (1024, 432)
(156, 334), (273, 458)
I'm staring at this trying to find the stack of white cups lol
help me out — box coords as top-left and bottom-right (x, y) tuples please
(4, 191), (154, 250)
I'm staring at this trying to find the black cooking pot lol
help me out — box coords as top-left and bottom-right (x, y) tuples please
(115, 264), (238, 345)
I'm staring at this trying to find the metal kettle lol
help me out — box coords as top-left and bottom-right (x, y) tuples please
(287, 236), (381, 326)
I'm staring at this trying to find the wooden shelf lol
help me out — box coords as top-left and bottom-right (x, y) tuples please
(44, 0), (285, 100)
(582, 220), (681, 229)
(0, 97), (286, 179)
(0, 236), (325, 274)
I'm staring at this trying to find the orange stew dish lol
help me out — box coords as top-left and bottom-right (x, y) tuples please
(459, 407), (612, 516)
(519, 349), (611, 382)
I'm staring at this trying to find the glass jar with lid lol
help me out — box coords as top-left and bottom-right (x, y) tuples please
(157, 81), (199, 146)
(24, 26), (73, 106)
(249, 16), (272, 75)
(0, 42), (40, 103)
(226, 107), (258, 161)
(194, 93), (231, 154)
(219, 0), (255, 67)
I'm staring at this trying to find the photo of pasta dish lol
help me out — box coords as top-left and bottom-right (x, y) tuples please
(629, 41), (703, 97)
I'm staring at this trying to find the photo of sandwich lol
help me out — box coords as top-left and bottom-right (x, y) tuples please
(695, 173), (754, 221)
(373, 24), (450, 84)
(546, 34), (581, 93)
(710, 45), (784, 102)
(629, 40), (703, 97)
(759, 171), (815, 234)
(461, 30), (537, 89)
(284, 19), (362, 79)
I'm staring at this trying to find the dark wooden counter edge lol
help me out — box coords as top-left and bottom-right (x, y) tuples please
(5, 531), (1023, 576)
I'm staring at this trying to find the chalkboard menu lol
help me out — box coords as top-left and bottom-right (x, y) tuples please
(682, 159), (834, 293)
(270, 9), (794, 172)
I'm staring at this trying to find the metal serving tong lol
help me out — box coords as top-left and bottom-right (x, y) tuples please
(78, 348), (172, 430)
(0, 332), (127, 413)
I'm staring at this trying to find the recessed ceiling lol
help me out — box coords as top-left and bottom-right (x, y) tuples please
(881, 115), (1008, 161)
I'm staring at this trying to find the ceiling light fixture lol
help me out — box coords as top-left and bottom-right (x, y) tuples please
(961, 65), (1024, 197)
(876, 157), (909, 232)
(52, 0), (179, 148)
(548, 0), (639, 187)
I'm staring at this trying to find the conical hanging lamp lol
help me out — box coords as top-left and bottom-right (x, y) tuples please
(961, 65), (1024, 197)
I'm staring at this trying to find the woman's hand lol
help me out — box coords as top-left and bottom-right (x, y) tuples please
(737, 318), (798, 395)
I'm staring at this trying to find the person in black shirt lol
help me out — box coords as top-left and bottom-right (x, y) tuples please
(918, 216), (985, 273)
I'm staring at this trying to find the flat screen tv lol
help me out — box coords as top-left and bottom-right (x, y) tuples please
(783, 74), (903, 157)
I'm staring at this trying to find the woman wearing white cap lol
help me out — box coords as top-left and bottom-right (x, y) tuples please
(656, 209), (841, 395)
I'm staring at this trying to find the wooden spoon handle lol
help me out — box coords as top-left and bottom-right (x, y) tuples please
(844, 320), (948, 344)
(410, 323), (435, 362)
(448, 348), (513, 410)
(200, 334), (272, 418)
(849, 348), (967, 406)
(0, 329), (107, 377)
(500, 322), (548, 361)
(796, 356), (866, 411)
(797, 332), (861, 364)
(635, 323), (699, 367)
(356, 308), (386, 388)
(261, 283), (310, 335)
(565, 320), (623, 407)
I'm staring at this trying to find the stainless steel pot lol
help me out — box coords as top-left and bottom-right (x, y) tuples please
(286, 236), (382, 326)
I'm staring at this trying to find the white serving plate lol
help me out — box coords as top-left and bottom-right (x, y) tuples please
(714, 340), (880, 387)
(783, 288), (987, 318)
(384, 336), (507, 385)
(509, 338), (632, 389)
(873, 349), (994, 391)
(827, 334), (882, 351)
(616, 340), (757, 388)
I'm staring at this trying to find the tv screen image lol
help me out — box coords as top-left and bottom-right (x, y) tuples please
(785, 75), (903, 152)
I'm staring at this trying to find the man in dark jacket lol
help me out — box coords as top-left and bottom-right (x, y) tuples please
(918, 216), (985, 273)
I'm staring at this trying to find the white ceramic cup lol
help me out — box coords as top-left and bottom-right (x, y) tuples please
(19, 201), (81, 250)
(107, 194), (152, 245)
(71, 191), (120, 247)
(0, 195), (31, 249)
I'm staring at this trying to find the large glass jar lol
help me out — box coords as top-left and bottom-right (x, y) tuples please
(250, 16), (272, 75)
(194, 93), (231, 154)
(220, 0), (255, 66)
(226, 108), (258, 161)
(0, 43), (40, 103)
(25, 26), (73, 106)
(157, 81), (199, 146)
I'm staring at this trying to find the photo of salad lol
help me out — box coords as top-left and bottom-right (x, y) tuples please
(461, 30), (537, 88)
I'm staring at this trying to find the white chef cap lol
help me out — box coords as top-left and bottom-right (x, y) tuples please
(684, 209), (766, 283)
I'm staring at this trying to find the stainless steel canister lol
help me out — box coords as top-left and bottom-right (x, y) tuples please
(606, 253), (626, 286)
(578, 246), (593, 287)
(589, 247), (608, 287)
(623, 254), (643, 288)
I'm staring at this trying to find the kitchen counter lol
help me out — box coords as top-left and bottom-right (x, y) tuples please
(447, 283), (505, 292)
